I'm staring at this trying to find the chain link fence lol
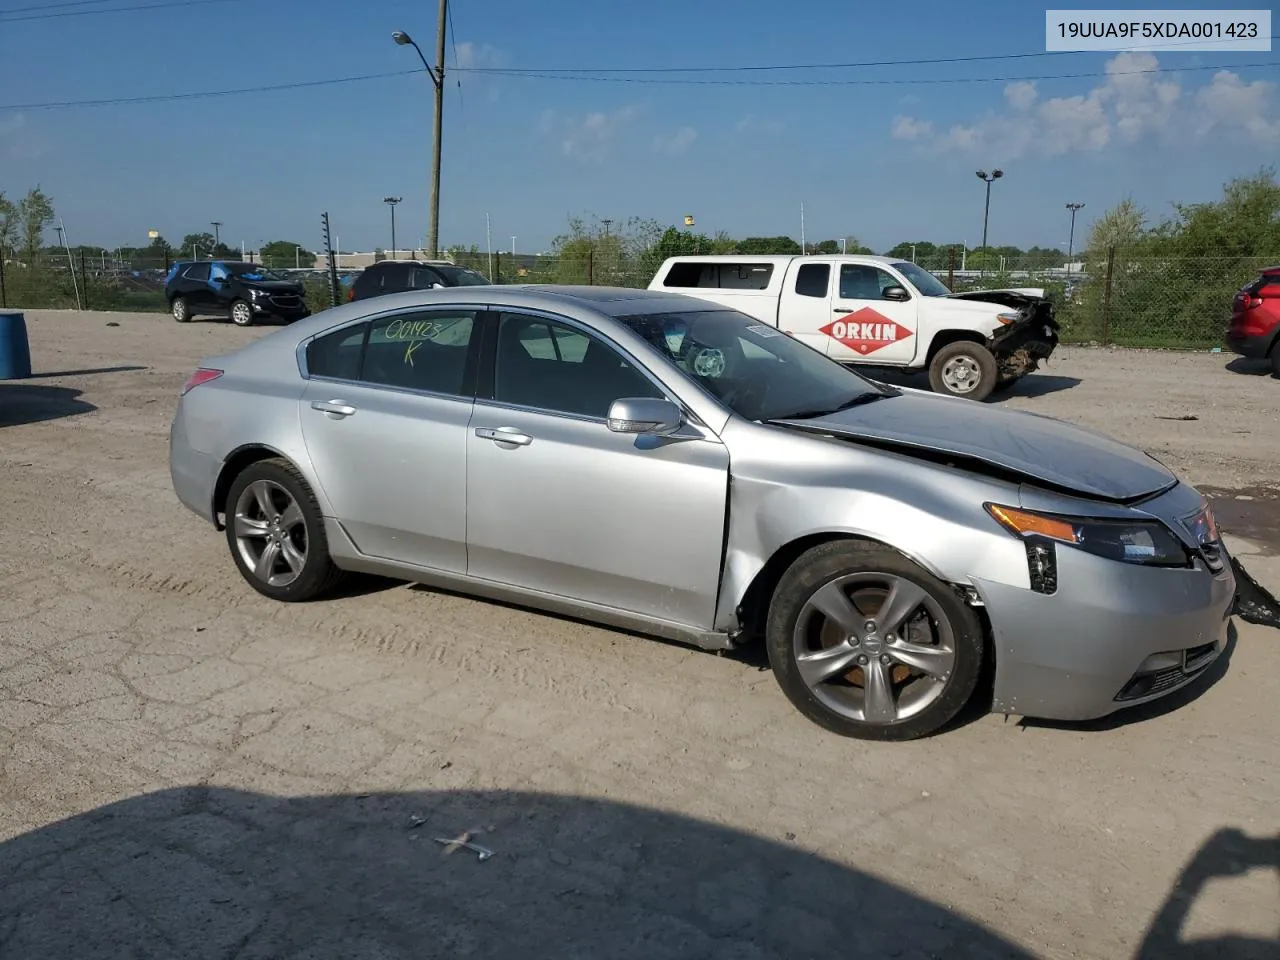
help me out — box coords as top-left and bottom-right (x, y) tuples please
(2, 245), (1272, 351)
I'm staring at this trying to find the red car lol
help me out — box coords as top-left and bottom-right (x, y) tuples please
(1228, 265), (1280, 374)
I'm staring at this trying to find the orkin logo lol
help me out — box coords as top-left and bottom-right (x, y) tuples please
(820, 307), (914, 355)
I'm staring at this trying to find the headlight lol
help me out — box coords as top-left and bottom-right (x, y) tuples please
(996, 311), (1019, 325)
(985, 503), (1189, 568)
(249, 287), (268, 298)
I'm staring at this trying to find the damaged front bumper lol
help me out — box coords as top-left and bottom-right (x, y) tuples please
(989, 299), (1060, 380)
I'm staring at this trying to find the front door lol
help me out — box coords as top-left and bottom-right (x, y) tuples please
(777, 259), (838, 353)
(823, 263), (920, 365)
(465, 311), (731, 629)
(297, 307), (482, 571)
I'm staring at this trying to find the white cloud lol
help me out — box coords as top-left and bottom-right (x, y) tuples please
(552, 105), (642, 163)
(653, 126), (697, 156)
(892, 53), (1279, 160)
(891, 115), (934, 141)
(452, 41), (504, 102)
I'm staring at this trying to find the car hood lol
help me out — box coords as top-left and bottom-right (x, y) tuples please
(241, 279), (303, 293)
(773, 389), (1177, 502)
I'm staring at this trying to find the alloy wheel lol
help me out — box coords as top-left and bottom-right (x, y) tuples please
(791, 572), (956, 724)
(232, 479), (308, 587)
(231, 302), (253, 326)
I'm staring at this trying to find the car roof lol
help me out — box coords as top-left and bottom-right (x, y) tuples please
(660, 253), (906, 266)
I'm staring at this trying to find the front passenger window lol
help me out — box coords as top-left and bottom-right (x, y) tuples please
(492, 313), (663, 419)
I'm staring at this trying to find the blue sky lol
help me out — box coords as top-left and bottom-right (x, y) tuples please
(0, 0), (1276, 255)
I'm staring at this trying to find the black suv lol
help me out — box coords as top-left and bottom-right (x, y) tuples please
(347, 259), (490, 302)
(166, 260), (311, 326)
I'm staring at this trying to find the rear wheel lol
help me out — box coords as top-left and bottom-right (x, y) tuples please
(224, 458), (346, 602)
(230, 299), (254, 326)
(928, 341), (997, 401)
(171, 297), (190, 323)
(765, 539), (984, 741)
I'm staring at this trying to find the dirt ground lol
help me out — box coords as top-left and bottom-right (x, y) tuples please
(2, 308), (1278, 960)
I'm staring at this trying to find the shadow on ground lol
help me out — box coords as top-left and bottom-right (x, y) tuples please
(864, 368), (1082, 399)
(25, 365), (148, 378)
(0, 384), (96, 428)
(1, 788), (1272, 959)
(1225, 357), (1277, 378)
(0, 787), (1037, 959)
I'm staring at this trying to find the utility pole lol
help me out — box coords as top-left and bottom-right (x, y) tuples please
(511, 236), (516, 256)
(799, 201), (806, 253)
(384, 196), (402, 257)
(1065, 201), (1085, 268)
(486, 213), (493, 280)
(211, 221), (222, 249)
(974, 169), (1003, 276)
(393, 0), (447, 259)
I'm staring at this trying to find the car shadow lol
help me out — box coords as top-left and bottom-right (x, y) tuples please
(0, 383), (96, 428)
(1016, 621), (1237, 734)
(24, 365), (148, 378)
(0, 786), (1040, 959)
(862, 368), (1082, 399)
(1133, 827), (1280, 959)
(1225, 357), (1276, 378)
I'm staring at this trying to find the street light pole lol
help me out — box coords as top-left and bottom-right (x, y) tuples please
(974, 169), (1003, 275)
(383, 196), (402, 257)
(393, 0), (448, 260)
(1065, 201), (1085, 266)
(211, 221), (222, 249)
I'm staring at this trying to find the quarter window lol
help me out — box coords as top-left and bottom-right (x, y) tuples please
(184, 262), (210, 282)
(492, 312), (663, 419)
(307, 324), (366, 381)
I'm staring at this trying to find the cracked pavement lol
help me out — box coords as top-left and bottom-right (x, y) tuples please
(1, 310), (1278, 959)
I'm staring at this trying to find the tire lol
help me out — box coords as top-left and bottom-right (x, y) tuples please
(928, 341), (997, 401)
(223, 457), (346, 602)
(1271, 342), (1280, 378)
(230, 299), (254, 326)
(171, 297), (190, 323)
(765, 539), (984, 741)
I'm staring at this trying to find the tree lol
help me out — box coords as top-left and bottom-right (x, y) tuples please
(18, 186), (54, 262)
(737, 236), (802, 255)
(1086, 197), (1144, 255)
(0, 191), (16, 254)
(181, 232), (218, 259)
(261, 240), (315, 269)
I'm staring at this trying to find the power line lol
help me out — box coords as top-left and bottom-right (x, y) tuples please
(0, 0), (246, 22)
(451, 36), (1280, 75)
(1, 56), (1275, 113)
(0, 0), (125, 14)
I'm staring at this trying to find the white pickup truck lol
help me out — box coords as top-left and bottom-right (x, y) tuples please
(647, 254), (1060, 401)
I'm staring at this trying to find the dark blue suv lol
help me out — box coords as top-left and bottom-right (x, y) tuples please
(165, 260), (311, 326)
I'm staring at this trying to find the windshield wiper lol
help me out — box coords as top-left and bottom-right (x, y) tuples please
(770, 389), (896, 422)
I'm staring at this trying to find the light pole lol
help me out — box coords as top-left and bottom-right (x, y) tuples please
(210, 221), (222, 250)
(384, 196), (402, 257)
(511, 236), (516, 256)
(601, 219), (612, 238)
(1065, 201), (1085, 267)
(393, 3), (447, 259)
(974, 169), (1003, 275)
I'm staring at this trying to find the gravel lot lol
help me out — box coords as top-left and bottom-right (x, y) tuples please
(2, 309), (1278, 960)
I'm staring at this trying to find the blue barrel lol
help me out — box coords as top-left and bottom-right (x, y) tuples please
(0, 312), (32, 380)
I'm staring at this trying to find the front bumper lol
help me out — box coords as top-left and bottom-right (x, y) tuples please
(1226, 327), (1277, 360)
(251, 292), (311, 322)
(990, 302), (1060, 378)
(977, 542), (1236, 721)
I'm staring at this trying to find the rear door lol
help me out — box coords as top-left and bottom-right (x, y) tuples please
(777, 259), (838, 353)
(297, 306), (482, 571)
(181, 261), (213, 311)
(823, 263), (920, 365)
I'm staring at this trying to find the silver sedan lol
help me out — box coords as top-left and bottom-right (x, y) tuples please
(169, 285), (1236, 740)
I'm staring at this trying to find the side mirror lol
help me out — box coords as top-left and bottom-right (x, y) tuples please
(606, 397), (682, 435)
(430, 282), (445, 289)
(882, 285), (910, 302)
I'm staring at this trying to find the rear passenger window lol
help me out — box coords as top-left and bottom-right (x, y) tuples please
(307, 324), (367, 381)
(662, 262), (774, 289)
(795, 263), (830, 298)
(362, 311), (477, 396)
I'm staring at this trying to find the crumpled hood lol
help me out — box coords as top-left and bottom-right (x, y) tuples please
(774, 389), (1177, 502)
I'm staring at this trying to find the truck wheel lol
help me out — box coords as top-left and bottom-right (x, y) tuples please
(928, 342), (997, 401)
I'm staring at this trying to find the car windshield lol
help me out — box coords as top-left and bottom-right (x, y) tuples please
(228, 263), (287, 280)
(434, 265), (490, 286)
(615, 308), (892, 422)
(890, 261), (952, 297)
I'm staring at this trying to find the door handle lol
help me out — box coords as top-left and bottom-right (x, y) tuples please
(475, 426), (532, 446)
(311, 399), (357, 418)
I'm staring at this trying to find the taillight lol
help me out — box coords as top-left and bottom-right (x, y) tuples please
(181, 368), (223, 395)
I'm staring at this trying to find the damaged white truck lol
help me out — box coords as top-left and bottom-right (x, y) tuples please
(647, 254), (1060, 401)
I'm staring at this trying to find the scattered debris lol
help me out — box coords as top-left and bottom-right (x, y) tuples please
(439, 760), (452, 770)
(408, 816), (427, 830)
(105, 321), (120, 327)
(1231, 556), (1280, 630)
(784, 832), (796, 841)
(433, 832), (493, 861)
(1154, 415), (1198, 421)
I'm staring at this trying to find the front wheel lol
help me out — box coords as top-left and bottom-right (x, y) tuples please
(765, 539), (985, 741)
(171, 297), (190, 323)
(928, 341), (997, 401)
(230, 299), (254, 326)
(223, 458), (347, 602)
